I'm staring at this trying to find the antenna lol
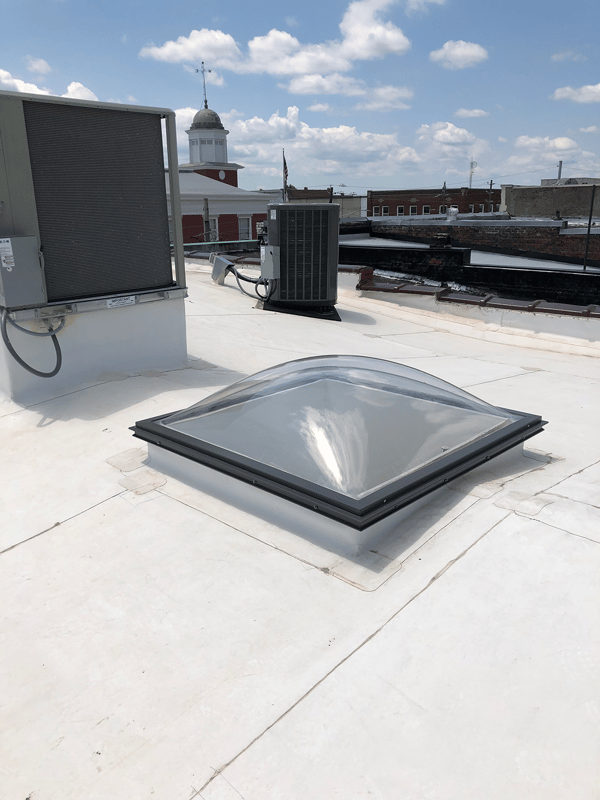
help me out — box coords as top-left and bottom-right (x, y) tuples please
(469, 158), (477, 189)
(194, 62), (212, 109)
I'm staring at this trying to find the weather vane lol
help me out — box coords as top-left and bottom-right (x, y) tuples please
(194, 62), (212, 109)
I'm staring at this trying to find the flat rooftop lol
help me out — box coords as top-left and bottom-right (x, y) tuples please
(1, 261), (599, 799)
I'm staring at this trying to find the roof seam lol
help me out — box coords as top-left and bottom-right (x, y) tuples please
(194, 513), (511, 796)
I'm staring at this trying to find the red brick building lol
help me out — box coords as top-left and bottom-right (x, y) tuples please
(367, 186), (501, 217)
(166, 172), (269, 244)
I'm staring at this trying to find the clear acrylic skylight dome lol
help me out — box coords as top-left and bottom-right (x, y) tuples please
(133, 355), (545, 531)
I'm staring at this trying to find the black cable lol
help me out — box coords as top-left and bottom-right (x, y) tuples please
(0, 307), (63, 378)
(233, 269), (259, 284)
(215, 256), (275, 301)
(232, 270), (260, 298)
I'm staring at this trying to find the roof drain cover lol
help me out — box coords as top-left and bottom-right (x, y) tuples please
(132, 355), (546, 552)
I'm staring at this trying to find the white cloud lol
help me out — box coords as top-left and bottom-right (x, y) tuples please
(173, 107), (198, 151)
(62, 82), (98, 101)
(0, 68), (97, 101)
(580, 125), (599, 133)
(500, 133), (593, 178)
(286, 74), (412, 109)
(498, 136), (507, 142)
(232, 106), (302, 143)
(308, 103), (331, 112)
(405, 0), (446, 11)
(25, 56), (51, 75)
(551, 50), (587, 63)
(354, 85), (413, 111)
(552, 83), (600, 103)
(287, 73), (366, 96)
(430, 40), (488, 70)
(515, 135), (578, 152)
(455, 108), (488, 118)
(416, 121), (488, 163)
(140, 0), (410, 77)
(0, 69), (49, 94)
(140, 28), (242, 67)
(338, 0), (410, 61)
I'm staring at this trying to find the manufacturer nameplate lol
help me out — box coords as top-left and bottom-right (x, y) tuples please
(0, 238), (15, 272)
(107, 295), (135, 308)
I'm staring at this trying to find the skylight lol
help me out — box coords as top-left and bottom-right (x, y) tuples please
(132, 356), (545, 532)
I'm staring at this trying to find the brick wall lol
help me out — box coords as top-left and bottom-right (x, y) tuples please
(193, 167), (238, 187)
(503, 184), (600, 218)
(376, 222), (600, 266)
(182, 213), (268, 243)
(367, 187), (501, 216)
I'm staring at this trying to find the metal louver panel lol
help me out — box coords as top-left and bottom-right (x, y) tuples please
(22, 101), (173, 303)
(279, 208), (329, 302)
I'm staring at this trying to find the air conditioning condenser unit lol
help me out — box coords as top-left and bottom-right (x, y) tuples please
(262, 203), (339, 314)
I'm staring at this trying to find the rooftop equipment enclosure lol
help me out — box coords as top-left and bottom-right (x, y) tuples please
(265, 203), (338, 308)
(0, 90), (185, 311)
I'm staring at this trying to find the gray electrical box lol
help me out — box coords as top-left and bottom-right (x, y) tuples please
(260, 245), (280, 279)
(0, 236), (45, 308)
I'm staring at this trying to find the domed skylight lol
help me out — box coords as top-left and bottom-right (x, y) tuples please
(132, 356), (545, 531)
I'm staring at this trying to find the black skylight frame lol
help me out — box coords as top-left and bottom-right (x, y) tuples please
(132, 396), (545, 532)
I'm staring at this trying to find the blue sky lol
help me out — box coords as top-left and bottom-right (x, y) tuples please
(2, 0), (600, 192)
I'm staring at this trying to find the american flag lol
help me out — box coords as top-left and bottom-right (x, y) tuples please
(283, 151), (288, 186)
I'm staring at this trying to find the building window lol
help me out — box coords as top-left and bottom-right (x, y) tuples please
(422, 205), (430, 215)
(201, 139), (213, 145)
(397, 206), (404, 215)
(439, 205), (447, 214)
(382, 206), (389, 216)
(238, 217), (251, 240)
(469, 204), (475, 213)
(410, 205), (417, 215)
(373, 206), (381, 216)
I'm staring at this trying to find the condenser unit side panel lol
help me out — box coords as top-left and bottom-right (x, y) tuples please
(326, 205), (339, 302)
(22, 101), (173, 303)
(0, 95), (42, 242)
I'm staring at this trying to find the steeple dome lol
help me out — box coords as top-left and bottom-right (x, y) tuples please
(190, 104), (225, 131)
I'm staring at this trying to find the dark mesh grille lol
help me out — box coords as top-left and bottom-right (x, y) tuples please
(279, 208), (329, 301)
(22, 101), (173, 302)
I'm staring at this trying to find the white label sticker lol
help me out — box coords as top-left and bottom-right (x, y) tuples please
(107, 295), (135, 308)
(0, 238), (15, 272)
(270, 210), (277, 219)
